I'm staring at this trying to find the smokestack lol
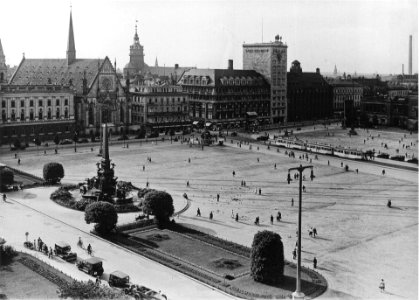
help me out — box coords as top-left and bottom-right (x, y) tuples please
(402, 64), (404, 75)
(409, 35), (412, 75)
(228, 59), (233, 71)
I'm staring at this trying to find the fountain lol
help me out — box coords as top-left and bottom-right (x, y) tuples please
(82, 124), (133, 205)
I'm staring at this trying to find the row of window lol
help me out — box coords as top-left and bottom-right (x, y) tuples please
(2, 107), (69, 122)
(148, 106), (188, 113)
(333, 88), (362, 94)
(2, 99), (69, 108)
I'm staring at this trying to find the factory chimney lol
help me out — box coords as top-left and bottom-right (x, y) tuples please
(409, 35), (412, 75)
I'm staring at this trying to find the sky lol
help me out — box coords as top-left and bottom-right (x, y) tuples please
(0, 0), (417, 75)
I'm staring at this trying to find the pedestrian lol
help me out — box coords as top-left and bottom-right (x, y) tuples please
(197, 208), (201, 216)
(313, 257), (317, 269)
(313, 227), (317, 237)
(96, 276), (101, 286)
(291, 198), (294, 206)
(87, 244), (92, 255)
(48, 247), (52, 258)
(143, 165), (145, 171)
(270, 215), (274, 224)
(2, 193), (6, 202)
(217, 194), (220, 202)
(232, 170), (235, 177)
(356, 168), (358, 174)
(387, 200), (392, 208)
(274, 163), (277, 169)
(188, 158), (191, 163)
(303, 185), (306, 192)
(341, 161), (343, 167)
(292, 248), (297, 260)
(379, 279), (385, 292)
(55, 148), (58, 154)
(309, 228), (313, 237)
(186, 181), (189, 187)
(14, 153), (17, 158)
(254, 216), (259, 225)
(209, 211), (213, 220)
(382, 169), (385, 175)
(235, 213), (239, 222)
(18, 158), (21, 165)
(44, 150), (46, 155)
(259, 188), (261, 195)
(146, 181), (149, 188)
(327, 160), (330, 166)
(257, 157), (259, 162)
(277, 211), (282, 221)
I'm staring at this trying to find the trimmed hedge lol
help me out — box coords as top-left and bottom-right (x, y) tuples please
(0, 245), (18, 265)
(58, 279), (128, 299)
(85, 201), (118, 235)
(390, 155), (405, 162)
(143, 191), (174, 225)
(43, 162), (64, 184)
(50, 187), (73, 202)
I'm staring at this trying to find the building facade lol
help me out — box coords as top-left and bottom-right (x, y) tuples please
(130, 84), (189, 132)
(328, 79), (363, 117)
(8, 10), (128, 136)
(178, 60), (271, 128)
(287, 61), (333, 122)
(243, 35), (288, 124)
(0, 84), (76, 144)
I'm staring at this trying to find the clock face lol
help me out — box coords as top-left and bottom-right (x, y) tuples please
(101, 77), (113, 91)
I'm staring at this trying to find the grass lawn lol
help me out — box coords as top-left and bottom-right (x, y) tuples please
(0, 256), (61, 299)
(130, 229), (250, 277)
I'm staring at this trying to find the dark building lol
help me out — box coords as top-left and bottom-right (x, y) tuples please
(361, 95), (410, 128)
(287, 61), (333, 122)
(178, 60), (271, 127)
(353, 76), (388, 97)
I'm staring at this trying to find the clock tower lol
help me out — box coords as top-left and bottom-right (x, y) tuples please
(123, 23), (145, 78)
(243, 35), (288, 124)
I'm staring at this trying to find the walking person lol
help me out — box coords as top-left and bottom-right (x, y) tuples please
(379, 279), (385, 293)
(2, 193), (6, 202)
(270, 215), (274, 224)
(313, 257), (317, 269)
(291, 198), (294, 206)
(197, 208), (201, 217)
(209, 211), (213, 220)
(87, 244), (92, 255)
(292, 248), (297, 260)
(313, 227), (317, 237)
(18, 158), (21, 165)
(235, 213), (239, 222)
(217, 193), (220, 202)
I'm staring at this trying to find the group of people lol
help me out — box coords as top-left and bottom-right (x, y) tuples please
(196, 208), (213, 220)
(34, 237), (54, 259)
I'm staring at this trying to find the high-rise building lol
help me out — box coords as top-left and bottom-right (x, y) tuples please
(243, 35), (288, 124)
(0, 38), (7, 83)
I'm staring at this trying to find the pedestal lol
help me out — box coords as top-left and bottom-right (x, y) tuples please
(292, 291), (305, 300)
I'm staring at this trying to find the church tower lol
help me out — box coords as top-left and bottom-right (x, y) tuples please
(66, 9), (76, 65)
(124, 22), (145, 77)
(0, 38), (7, 83)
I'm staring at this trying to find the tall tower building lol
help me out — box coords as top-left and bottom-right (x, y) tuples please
(408, 35), (412, 75)
(243, 35), (288, 123)
(0, 38), (7, 83)
(123, 23), (145, 78)
(66, 10), (76, 65)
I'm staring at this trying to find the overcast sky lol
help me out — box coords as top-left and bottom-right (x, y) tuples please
(0, 0), (417, 74)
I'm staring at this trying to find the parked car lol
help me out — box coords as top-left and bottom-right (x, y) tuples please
(109, 270), (130, 288)
(77, 257), (104, 276)
(60, 139), (73, 145)
(54, 241), (77, 262)
(78, 138), (89, 143)
(147, 132), (159, 138)
(124, 284), (167, 300)
(256, 135), (269, 141)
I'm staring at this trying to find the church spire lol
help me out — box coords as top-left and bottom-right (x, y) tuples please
(67, 8), (76, 65)
(0, 38), (7, 83)
(134, 21), (139, 43)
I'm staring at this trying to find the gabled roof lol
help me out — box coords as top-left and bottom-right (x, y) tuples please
(9, 58), (104, 95)
(287, 72), (329, 88)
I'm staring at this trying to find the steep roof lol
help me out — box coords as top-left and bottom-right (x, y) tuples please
(9, 58), (103, 94)
(146, 66), (191, 78)
(287, 72), (329, 88)
(180, 68), (268, 86)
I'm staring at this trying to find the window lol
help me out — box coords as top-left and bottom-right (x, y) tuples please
(21, 100), (25, 107)
(64, 107), (68, 118)
(56, 99), (60, 106)
(47, 100), (51, 106)
(11, 101), (15, 108)
(20, 109), (25, 120)
(1, 101), (5, 108)
(56, 108), (60, 119)
(2, 110), (6, 121)
(39, 100), (43, 106)
(64, 99), (68, 106)
(30, 100), (34, 107)
(38, 108), (43, 120)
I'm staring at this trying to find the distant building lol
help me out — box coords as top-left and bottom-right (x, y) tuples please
(352, 76), (388, 97)
(0, 84), (76, 145)
(8, 10), (128, 136)
(287, 61), (333, 122)
(130, 84), (189, 132)
(178, 60), (271, 128)
(123, 24), (146, 78)
(328, 79), (363, 117)
(243, 35), (288, 124)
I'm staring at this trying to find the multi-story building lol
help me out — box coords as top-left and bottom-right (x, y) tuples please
(178, 60), (271, 128)
(0, 84), (76, 144)
(130, 84), (189, 132)
(287, 61), (333, 122)
(243, 35), (288, 124)
(388, 87), (409, 100)
(8, 10), (128, 136)
(328, 79), (363, 117)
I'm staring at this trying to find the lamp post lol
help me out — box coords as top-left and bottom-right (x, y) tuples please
(73, 131), (78, 152)
(288, 164), (313, 300)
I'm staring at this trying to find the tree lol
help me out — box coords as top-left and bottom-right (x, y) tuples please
(250, 230), (284, 284)
(143, 190), (174, 226)
(0, 169), (14, 190)
(85, 201), (118, 234)
(54, 134), (60, 146)
(13, 138), (21, 149)
(43, 162), (65, 184)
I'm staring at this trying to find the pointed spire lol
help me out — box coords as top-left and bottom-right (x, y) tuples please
(134, 20), (139, 43)
(0, 38), (4, 55)
(0, 38), (5, 63)
(67, 9), (76, 65)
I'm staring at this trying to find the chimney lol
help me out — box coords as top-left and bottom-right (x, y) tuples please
(409, 35), (412, 75)
(228, 59), (233, 71)
(402, 64), (404, 75)
(316, 68), (320, 74)
(175, 64), (179, 69)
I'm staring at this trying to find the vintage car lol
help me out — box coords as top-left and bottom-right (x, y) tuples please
(76, 257), (104, 276)
(109, 270), (130, 288)
(54, 241), (77, 262)
(124, 284), (167, 300)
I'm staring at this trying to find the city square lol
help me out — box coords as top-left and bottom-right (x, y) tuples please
(1, 125), (417, 299)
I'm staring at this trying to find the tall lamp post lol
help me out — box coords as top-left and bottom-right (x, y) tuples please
(73, 131), (78, 152)
(288, 164), (313, 300)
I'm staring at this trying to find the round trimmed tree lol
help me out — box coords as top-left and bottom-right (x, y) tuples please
(250, 230), (284, 284)
(43, 162), (64, 184)
(85, 201), (118, 235)
(143, 190), (174, 226)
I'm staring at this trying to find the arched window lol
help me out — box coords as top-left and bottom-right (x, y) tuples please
(21, 109), (25, 121)
(11, 109), (16, 121)
(38, 108), (43, 120)
(1, 110), (6, 121)
(30, 109), (34, 120)
(88, 106), (94, 125)
(47, 108), (52, 119)
(64, 107), (68, 118)
(56, 108), (60, 119)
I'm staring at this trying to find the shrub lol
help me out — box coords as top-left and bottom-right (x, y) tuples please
(377, 153), (390, 159)
(407, 157), (418, 164)
(137, 188), (156, 199)
(74, 198), (92, 211)
(50, 187), (73, 202)
(0, 169), (14, 186)
(390, 155), (405, 162)
(85, 201), (118, 235)
(0, 245), (18, 265)
(43, 162), (65, 184)
(143, 191), (174, 226)
(58, 279), (128, 299)
(250, 230), (284, 284)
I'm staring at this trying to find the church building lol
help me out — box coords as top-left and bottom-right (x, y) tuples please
(9, 10), (129, 137)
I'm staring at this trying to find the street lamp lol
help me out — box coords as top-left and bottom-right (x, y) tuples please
(288, 164), (314, 300)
